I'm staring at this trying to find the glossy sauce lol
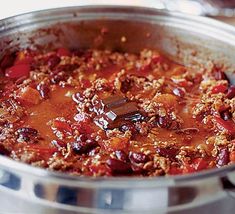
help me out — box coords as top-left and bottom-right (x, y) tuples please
(0, 48), (234, 176)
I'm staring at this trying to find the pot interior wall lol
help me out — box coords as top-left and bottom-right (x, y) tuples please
(1, 9), (235, 74)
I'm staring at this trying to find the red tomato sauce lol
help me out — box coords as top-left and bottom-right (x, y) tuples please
(0, 48), (234, 176)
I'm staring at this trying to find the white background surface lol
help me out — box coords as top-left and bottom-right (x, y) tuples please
(0, 0), (164, 20)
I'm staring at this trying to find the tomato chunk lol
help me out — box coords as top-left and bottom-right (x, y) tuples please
(14, 51), (34, 65)
(17, 86), (41, 105)
(153, 93), (178, 108)
(211, 84), (227, 94)
(72, 121), (93, 134)
(53, 120), (72, 133)
(182, 158), (209, 174)
(168, 166), (182, 175)
(192, 158), (209, 171)
(5, 64), (30, 79)
(57, 48), (71, 57)
(214, 116), (235, 135)
(151, 55), (164, 64)
(14, 57), (33, 65)
(103, 137), (129, 152)
(229, 151), (235, 162)
(81, 79), (92, 88)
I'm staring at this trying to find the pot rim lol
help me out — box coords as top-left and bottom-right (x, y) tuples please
(1, 5), (235, 188)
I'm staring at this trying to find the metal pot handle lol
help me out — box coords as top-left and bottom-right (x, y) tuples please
(221, 174), (235, 198)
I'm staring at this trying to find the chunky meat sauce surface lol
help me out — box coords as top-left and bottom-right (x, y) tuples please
(0, 48), (235, 176)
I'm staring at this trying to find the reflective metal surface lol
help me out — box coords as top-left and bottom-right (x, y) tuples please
(162, 0), (235, 17)
(1, 6), (235, 214)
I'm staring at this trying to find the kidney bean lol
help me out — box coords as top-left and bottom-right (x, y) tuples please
(217, 148), (229, 167)
(74, 113), (89, 123)
(16, 127), (38, 143)
(77, 134), (88, 142)
(214, 70), (228, 81)
(157, 147), (179, 160)
(120, 79), (133, 93)
(156, 116), (172, 129)
(119, 122), (137, 134)
(47, 55), (60, 69)
(19, 133), (30, 142)
(0, 144), (10, 155)
(50, 72), (68, 84)
(72, 139), (99, 154)
(106, 158), (132, 174)
(115, 150), (129, 162)
(17, 127), (38, 136)
(220, 110), (232, 121)
(173, 87), (185, 97)
(37, 83), (50, 99)
(226, 86), (235, 99)
(0, 53), (16, 69)
(72, 92), (85, 104)
(129, 152), (149, 163)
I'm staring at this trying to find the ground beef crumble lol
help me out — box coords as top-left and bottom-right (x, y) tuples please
(0, 48), (235, 176)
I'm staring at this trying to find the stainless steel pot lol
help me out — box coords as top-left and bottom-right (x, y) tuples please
(1, 6), (235, 214)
